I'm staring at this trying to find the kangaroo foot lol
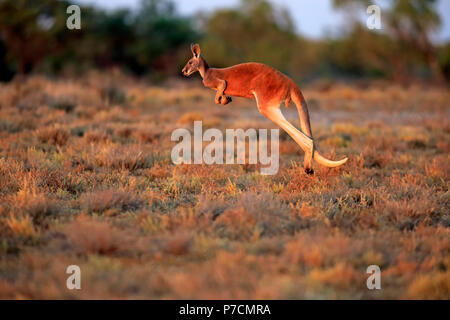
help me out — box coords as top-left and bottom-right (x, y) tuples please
(303, 149), (314, 175)
(220, 95), (232, 105)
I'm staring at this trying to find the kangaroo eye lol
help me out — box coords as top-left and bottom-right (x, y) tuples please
(189, 62), (192, 65)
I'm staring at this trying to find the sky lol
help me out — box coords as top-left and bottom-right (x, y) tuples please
(75, 0), (450, 43)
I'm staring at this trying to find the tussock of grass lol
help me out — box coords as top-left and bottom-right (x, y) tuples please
(81, 190), (142, 214)
(36, 127), (70, 146)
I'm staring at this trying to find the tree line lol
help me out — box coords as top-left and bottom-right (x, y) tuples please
(0, 0), (448, 83)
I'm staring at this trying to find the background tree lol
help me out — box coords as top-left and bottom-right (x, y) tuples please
(198, 0), (318, 79)
(333, 0), (445, 84)
(0, 0), (70, 76)
(132, 0), (197, 75)
(388, 0), (444, 83)
(0, 0), (196, 79)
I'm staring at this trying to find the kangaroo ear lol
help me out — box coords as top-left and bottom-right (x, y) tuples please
(191, 43), (201, 58)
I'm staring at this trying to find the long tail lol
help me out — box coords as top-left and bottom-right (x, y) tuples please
(290, 87), (348, 168)
(314, 151), (348, 168)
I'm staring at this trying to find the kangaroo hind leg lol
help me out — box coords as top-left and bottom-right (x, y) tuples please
(255, 93), (314, 174)
(292, 90), (314, 174)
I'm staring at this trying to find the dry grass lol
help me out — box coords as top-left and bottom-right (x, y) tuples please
(0, 74), (448, 299)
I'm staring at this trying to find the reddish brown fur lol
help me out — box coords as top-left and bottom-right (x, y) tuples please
(182, 43), (347, 173)
(206, 63), (291, 100)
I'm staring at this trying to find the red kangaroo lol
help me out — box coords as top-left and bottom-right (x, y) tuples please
(182, 43), (347, 174)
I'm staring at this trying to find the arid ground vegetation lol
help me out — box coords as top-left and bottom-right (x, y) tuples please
(0, 74), (448, 299)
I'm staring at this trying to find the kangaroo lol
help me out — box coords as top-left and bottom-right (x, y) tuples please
(182, 43), (347, 174)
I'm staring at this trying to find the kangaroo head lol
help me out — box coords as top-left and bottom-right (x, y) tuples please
(182, 43), (201, 76)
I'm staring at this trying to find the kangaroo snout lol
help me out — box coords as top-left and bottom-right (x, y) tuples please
(182, 66), (193, 76)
